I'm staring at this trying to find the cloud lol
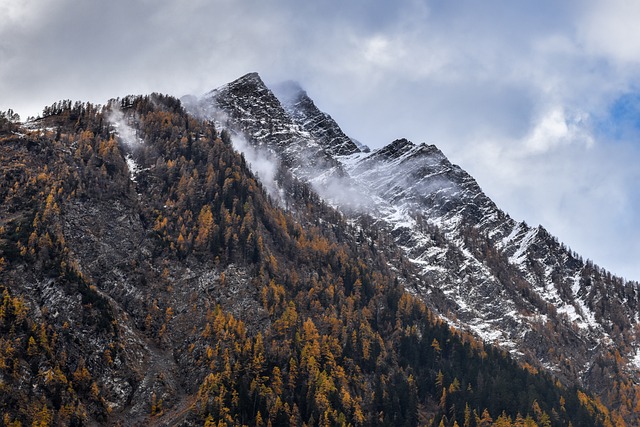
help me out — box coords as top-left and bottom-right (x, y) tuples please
(1, 0), (640, 278)
(522, 107), (593, 154)
(230, 134), (281, 202)
(579, 0), (640, 64)
(454, 117), (640, 280)
(107, 107), (142, 150)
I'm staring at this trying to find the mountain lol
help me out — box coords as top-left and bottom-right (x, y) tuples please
(193, 73), (343, 182)
(191, 72), (640, 424)
(0, 79), (632, 426)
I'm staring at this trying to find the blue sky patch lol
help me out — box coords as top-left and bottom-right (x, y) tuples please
(598, 91), (640, 141)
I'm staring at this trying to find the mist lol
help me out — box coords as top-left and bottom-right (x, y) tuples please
(107, 107), (142, 150)
(230, 134), (281, 202)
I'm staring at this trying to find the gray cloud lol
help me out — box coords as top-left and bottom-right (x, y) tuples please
(2, 0), (640, 279)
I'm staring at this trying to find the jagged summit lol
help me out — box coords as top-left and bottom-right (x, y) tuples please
(193, 74), (356, 186)
(365, 138), (446, 164)
(202, 72), (295, 148)
(372, 137), (415, 157)
(196, 74), (361, 159)
(206, 71), (266, 95)
(350, 138), (494, 220)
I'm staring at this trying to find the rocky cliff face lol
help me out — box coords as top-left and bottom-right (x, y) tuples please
(193, 72), (640, 413)
(196, 73), (345, 182)
(271, 80), (361, 157)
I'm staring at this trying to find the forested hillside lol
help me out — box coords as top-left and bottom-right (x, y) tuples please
(0, 96), (617, 426)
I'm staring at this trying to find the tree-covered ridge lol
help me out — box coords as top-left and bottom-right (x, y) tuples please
(0, 95), (619, 425)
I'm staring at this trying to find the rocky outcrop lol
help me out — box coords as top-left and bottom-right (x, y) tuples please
(271, 80), (360, 157)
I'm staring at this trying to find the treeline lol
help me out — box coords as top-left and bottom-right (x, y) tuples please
(0, 109), (20, 134)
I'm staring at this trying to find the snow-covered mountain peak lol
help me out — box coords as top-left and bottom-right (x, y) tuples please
(371, 137), (416, 156)
(190, 74), (640, 406)
(357, 139), (450, 174)
(192, 73), (351, 191)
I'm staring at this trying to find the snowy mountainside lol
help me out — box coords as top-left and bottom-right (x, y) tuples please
(342, 135), (640, 389)
(191, 73), (640, 404)
(339, 136), (640, 383)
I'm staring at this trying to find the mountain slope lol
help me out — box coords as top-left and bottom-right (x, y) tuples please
(192, 73), (640, 424)
(0, 95), (613, 426)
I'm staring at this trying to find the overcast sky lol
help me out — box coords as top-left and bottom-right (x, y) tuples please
(2, 0), (640, 280)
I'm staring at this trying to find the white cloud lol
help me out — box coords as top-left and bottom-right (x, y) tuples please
(107, 107), (142, 150)
(0, 0), (40, 27)
(1, 0), (640, 278)
(579, 0), (640, 64)
(523, 107), (593, 154)
(230, 134), (280, 202)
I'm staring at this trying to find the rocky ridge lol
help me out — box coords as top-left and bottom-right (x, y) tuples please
(197, 73), (345, 182)
(192, 72), (640, 411)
